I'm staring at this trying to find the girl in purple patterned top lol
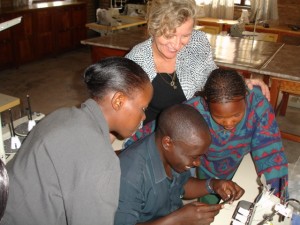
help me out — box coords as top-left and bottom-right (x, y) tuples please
(125, 69), (288, 204)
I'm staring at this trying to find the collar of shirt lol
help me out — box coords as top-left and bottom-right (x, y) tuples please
(81, 98), (111, 145)
(147, 133), (183, 184)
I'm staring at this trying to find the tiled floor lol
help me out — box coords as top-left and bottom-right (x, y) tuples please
(0, 46), (299, 164)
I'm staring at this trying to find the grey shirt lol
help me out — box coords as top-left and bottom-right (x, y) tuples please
(1, 99), (120, 225)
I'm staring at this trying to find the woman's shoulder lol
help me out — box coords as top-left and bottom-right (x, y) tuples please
(189, 30), (211, 46)
(180, 30), (212, 58)
(126, 38), (152, 59)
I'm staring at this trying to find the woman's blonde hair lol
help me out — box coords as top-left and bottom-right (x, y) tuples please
(146, 0), (197, 37)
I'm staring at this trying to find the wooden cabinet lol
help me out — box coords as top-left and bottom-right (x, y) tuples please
(71, 4), (87, 47)
(55, 6), (73, 52)
(0, 2), (87, 70)
(13, 11), (35, 64)
(0, 15), (14, 69)
(54, 4), (87, 52)
(34, 9), (55, 58)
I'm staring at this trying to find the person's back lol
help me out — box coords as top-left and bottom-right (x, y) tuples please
(1, 57), (153, 225)
(2, 102), (120, 225)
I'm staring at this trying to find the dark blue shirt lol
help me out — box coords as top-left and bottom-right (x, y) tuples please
(115, 133), (191, 225)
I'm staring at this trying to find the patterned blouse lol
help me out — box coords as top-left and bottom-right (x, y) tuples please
(124, 87), (289, 198)
(125, 30), (218, 100)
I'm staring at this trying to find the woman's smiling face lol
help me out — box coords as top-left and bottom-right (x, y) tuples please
(209, 98), (246, 130)
(152, 17), (194, 60)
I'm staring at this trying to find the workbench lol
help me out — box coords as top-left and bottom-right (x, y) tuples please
(86, 15), (146, 35)
(0, 93), (20, 163)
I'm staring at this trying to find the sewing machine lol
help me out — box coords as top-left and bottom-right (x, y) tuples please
(213, 154), (293, 225)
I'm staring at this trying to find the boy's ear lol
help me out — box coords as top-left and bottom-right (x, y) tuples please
(162, 136), (173, 151)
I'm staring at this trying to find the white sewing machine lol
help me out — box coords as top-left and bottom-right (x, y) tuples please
(213, 154), (292, 225)
(96, 8), (121, 26)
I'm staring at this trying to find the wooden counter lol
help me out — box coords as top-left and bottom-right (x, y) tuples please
(86, 16), (146, 34)
(81, 27), (148, 61)
(206, 33), (285, 72)
(81, 27), (300, 82)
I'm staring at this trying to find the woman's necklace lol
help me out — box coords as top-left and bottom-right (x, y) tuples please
(158, 71), (177, 89)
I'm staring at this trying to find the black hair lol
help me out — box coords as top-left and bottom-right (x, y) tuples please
(83, 57), (150, 99)
(0, 159), (8, 221)
(203, 69), (247, 103)
(157, 104), (210, 142)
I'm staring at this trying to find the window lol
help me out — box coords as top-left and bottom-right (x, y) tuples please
(234, 0), (250, 6)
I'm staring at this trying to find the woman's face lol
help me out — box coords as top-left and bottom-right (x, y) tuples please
(153, 17), (194, 60)
(117, 82), (153, 138)
(209, 98), (246, 131)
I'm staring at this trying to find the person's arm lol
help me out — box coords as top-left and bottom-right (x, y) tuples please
(183, 177), (244, 203)
(115, 173), (222, 225)
(137, 202), (222, 225)
(249, 90), (288, 198)
(135, 177), (244, 225)
(245, 79), (270, 101)
(115, 163), (222, 225)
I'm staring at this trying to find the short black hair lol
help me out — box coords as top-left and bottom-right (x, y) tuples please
(83, 57), (150, 99)
(204, 69), (247, 103)
(157, 104), (210, 142)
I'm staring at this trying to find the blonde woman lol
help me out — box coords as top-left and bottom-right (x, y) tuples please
(126, 0), (270, 124)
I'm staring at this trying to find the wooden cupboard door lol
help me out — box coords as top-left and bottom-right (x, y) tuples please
(0, 15), (14, 69)
(71, 4), (87, 47)
(34, 9), (55, 58)
(55, 6), (72, 52)
(13, 12), (35, 64)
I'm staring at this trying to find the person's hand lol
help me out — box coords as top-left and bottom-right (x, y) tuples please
(171, 201), (222, 225)
(211, 180), (245, 204)
(245, 79), (270, 101)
